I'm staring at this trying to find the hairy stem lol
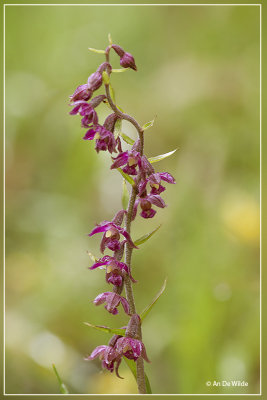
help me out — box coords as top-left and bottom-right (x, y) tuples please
(104, 53), (146, 393)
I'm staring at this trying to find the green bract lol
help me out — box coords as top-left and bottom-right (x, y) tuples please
(148, 148), (177, 163)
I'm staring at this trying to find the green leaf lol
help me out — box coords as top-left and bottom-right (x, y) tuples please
(88, 47), (106, 54)
(84, 322), (126, 336)
(140, 279), (167, 322)
(52, 364), (69, 394)
(123, 358), (152, 394)
(117, 168), (135, 187)
(122, 179), (130, 210)
(134, 225), (161, 246)
(109, 84), (116, 104)
(102, 70), (110, 85)
(148, 148), (177, 164)
(121, 133), (135, 145)
(142, 118), (155, 131)
(114, 118), (122, 139)
(112, 68), (130, 73)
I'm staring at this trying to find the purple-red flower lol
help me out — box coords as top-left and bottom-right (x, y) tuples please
(83, 113), (122, 154)
(90, 255), (137, 286)
(85, 343), (122, 376)
(111, 150), (141, 175)
(86, 334), (149, 378)
(89, 221), (137, 253)
(138, 172), (176, 196)
(83, 125), (117, 153)
(87, 71), (102, 91)
(120, 52), (137, 71)
(70, 84), (92, 102)
(86, 334), (126, 378)
(115, 336), (150, 362)
(69, 100), (98, 126)
(93, 292), (130, 315)
(111, 44), (137, 71)
(133, 194), (166, 219)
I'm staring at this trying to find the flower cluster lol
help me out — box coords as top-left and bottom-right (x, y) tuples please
(86, 315), (150, 378)
(69, 39), (175, 388)
(88, 209), (136, 314)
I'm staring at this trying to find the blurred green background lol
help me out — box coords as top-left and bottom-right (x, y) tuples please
(5, 4), (260, 395)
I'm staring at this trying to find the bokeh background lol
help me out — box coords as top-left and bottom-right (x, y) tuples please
(5, 4), (260, 395)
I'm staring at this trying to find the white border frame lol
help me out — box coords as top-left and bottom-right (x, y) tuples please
(3, 2), (262, 396)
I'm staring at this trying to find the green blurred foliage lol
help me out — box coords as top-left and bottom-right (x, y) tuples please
(5, 4), (260, 395)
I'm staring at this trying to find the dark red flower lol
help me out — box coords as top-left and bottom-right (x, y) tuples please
(93, 292), (130, 315)
(90, 255), (137, 286)
(89, 221), (137, 253)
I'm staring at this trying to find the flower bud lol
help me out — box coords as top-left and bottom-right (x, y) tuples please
(90, 94), (106, 108)
(88, 71), (102, 91)
(70, 84), (92, 102)
(97, 62), (112, 75)
(104, 113), (120, 133)
(111, 45), (137, 71)
(120, 52), (137, 71)
(111, 44), (125, 57)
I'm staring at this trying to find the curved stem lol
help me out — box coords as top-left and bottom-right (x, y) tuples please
(104, 52), (146, 394)
(105, 84), (144, 136)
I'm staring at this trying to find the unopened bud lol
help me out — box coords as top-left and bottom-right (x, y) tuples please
(104, 113), (120, 133)
(97, 62), (112, 74)
(90, 94), (106, 108)
(111, 44), (125, 57)
(88, 71), (102, 91)
(120, 52), (137, 71)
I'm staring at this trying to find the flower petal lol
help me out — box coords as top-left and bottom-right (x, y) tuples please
(140, 209), (157, 219)
(148, 195), (166, 208)
(129, 338), (142, 358)
(115, 358), (123, 379)
(111, 152), (129, 169)
(120, 296), (130, 315)
(89, 223), (110, 236)
(83, 129), (96, 141)
(159, 172), (176, 184)
(93, 292), (109, 305)
(141, 343), (151, 363)
(89, 261), (108, 270)
(87, 345), (107, 360)
(119, 228), (138, 249)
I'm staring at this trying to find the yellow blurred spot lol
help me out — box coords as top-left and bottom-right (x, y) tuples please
(151, 183), (159, 189)
(221, 195), (260, 245)
(106, 265), (113, 273)
(95, 133), (101, 140)
(89, 368), (137, 394)
(105, 230), (113, 238)
(122, 344), (132, 352)
(128, 157), (137, 167)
